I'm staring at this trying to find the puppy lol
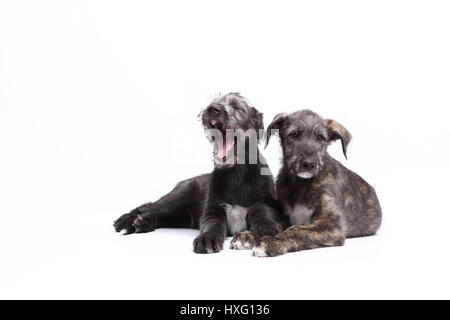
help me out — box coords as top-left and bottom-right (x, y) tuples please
(251, 110), (382, 257)
(113, 93), (285, 253)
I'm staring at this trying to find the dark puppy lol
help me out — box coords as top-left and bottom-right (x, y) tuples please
(113, 93), (285, 253)
(251, 110), (382, 257)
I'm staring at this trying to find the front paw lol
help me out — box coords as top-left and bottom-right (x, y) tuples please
(132, 214), (157, 233)
(193, 232), (224, 254)
(113, 213), (137, 234)
(230, 231), (256, 250)
(252, 236), (287, 257)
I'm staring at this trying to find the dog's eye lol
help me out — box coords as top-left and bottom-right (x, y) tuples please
(317, 134), (326, 142)
(289, 131), (302, 139)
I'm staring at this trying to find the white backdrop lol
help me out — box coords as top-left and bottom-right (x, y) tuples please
(1, 0), (449, 299)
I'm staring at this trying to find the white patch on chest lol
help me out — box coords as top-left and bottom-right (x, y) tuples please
(223, 203), (248, 235)
(288, 204), (315, 226)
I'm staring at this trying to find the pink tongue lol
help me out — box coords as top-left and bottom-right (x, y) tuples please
(217, 137), (234, 159)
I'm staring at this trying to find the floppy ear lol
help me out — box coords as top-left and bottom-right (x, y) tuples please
(249, 107), (264, 141)
(265, 113), (288, 148)
(252, 107), (264, 130)
(325, 119), (352, 159)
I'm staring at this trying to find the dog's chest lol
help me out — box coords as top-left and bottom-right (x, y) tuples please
(287, 203), (315, 226)
(222, 203), (248, 235)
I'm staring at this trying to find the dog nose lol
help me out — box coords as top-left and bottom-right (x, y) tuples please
(207, 105), (220, 114)
(302, 160), (315, 170)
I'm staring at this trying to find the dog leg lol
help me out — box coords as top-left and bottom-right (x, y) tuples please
(193, 202), (227, 254)
(253, 195), (345, 257)
(247, 203), (283, 238)
(114, 176), (206, 234)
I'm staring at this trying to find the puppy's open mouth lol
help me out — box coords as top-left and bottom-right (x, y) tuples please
(209, 120), (235, 160)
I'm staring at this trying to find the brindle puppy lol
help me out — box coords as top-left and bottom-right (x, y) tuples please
(251, 110), (382, 257)
(113, 93), (285, 254)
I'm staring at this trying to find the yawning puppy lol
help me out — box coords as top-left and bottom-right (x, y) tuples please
(113, 93), (285, 253)
(252, 110), (382, 257)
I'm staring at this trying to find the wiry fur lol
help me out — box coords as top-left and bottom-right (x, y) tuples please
(252, 110), (382, 257)
(113, 93), (286, 254)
